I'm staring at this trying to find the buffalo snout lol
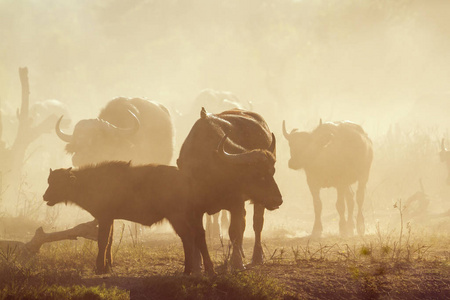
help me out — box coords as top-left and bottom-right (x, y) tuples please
(43, 193), (54, 206)
(288, 158), (302, 170)
(43, 189), (58, 206)
(265, 197), (283, 211)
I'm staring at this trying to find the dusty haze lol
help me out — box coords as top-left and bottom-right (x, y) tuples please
(1, 0), (450, 238)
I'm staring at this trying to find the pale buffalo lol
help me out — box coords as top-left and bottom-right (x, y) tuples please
(283, 120), (373, 237)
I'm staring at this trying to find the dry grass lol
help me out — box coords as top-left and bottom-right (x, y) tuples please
(0, 220), (449, 300)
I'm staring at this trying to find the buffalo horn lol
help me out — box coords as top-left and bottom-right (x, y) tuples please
(282, 120), (291, 140)
(55, 115), (73, 143)
(217, 134), (246, 164)
(217, 134), (265, 165)
(201, 107), (207, 119)
(104, 110), (140, 136)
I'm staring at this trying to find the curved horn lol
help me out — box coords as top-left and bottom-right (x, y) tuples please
(55, 115), (73, 143)
(217, 134), (249, 164)
(268, 133), (276, 154)
(103, 110), (140, 136)
(282, 120), (291, 140)
(217, 134), (268, 165)
(217, 134), (231, 158)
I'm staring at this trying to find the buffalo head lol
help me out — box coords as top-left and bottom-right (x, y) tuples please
(282, 120), (333, 170)
(43, 168), (76, 206)
(55, 110), (139, 166)
(216, 134), (282, 210)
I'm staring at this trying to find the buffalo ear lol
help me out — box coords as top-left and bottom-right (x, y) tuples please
(69, 174), (77, 184)
(67, 167), (76, 183)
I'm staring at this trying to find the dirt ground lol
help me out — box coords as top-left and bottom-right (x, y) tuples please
(65, 231), (450, 300)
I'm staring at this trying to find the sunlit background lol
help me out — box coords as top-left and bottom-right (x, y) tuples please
(1, 0), (450, 239)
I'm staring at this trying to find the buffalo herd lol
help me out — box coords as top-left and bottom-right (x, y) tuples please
(44, 93), (380, 275)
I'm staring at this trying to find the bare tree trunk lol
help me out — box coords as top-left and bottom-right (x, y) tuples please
(1, 68), (61, 211)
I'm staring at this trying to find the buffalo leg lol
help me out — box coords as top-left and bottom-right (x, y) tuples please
(192, 211), (214, 275)
(356, 182), (366, 236)
(251, 203), (265, 265)
(170, 216), (195, 275)
(105, 221), (114, 267)
(345, 187), (355, 235)
(336, 187), (347, 236)
(229, 201), (246, 270)
(96, 219), (114, 274)
(309, 183), (323, 237)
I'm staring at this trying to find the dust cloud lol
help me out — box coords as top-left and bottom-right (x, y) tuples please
(1, 0), (450, 239)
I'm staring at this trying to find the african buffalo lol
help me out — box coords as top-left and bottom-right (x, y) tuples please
(56, 97), (173, 167)
(440, 139), (450, 185)
(283, 120), (373, 237)
(176, 89), (253, 241)
(43, 161), (195, 274)
(193, 89), (252, 241)
(177, 107), (283, 273)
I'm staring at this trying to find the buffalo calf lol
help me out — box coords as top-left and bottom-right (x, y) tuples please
(43, 161), (194, 274)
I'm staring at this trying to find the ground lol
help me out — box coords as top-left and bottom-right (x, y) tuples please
(1, 224), (449, 299)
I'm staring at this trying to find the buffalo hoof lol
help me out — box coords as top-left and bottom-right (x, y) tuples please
(339, 221), (347, 237)
(357, 223), (365, 236)
(347, 220), (355, 236)
(95, 266), (111, 275)
(311, 223), (323, 238)
(310, 229), (322, 239)
(231, 263), (246, 272)
(357, 215), (365, 236)
(230, 256), (246, 271)
(191, 263), (203, 275)
(205, 267), (216, 277)
(251, 246), (264, 265)
(339, 223), (354, 238)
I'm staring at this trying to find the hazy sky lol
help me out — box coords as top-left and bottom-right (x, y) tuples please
(1, 0), (450, 233)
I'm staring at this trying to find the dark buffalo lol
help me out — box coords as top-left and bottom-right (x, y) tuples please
(192, 89), (252, 241)
(176, 89), (253, 241)
(177, 107), (283, 273)
(283, 120), (373, 237)
(43, 161), (195, 274)
(56, 97), (173, 167)
(440, 139), (450, 184)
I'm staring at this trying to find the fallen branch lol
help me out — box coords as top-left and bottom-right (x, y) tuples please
(0, 220), (98, 257)
(25, 219), (99, 253)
